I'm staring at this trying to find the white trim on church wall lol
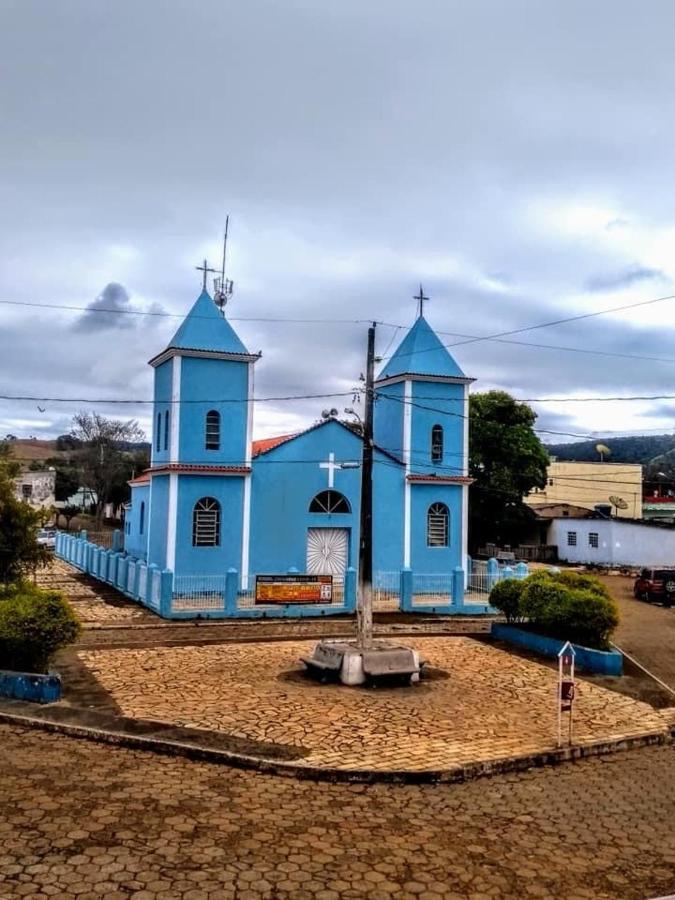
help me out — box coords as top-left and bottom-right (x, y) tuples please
(462, 383), (469, 570)
(241, 362), (254, 589)
(245, 361), (254, 466)
(241, 475), (251, 590)
(166, 473), (178, 571)
(403, 379), (412, 568)
(170, 355), (181, 462)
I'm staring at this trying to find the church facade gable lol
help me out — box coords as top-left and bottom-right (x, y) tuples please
(249, 419), (363, 580)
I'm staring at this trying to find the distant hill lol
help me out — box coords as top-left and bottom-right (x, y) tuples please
(546, 434), (675, 465)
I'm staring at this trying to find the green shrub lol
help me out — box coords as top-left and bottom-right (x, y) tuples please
(518, 571), (619, 650)
(520, 579), (570, 624)
(488, 578), (525, 622)
(0, 582), (81, 673)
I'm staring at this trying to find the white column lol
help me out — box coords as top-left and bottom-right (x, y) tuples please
(403, 379), (412, 568)
(462, 383), (469, 570)
(166, 473), (178, 571)
(170, 355), (182, 462)
(241, 361), (255, 589)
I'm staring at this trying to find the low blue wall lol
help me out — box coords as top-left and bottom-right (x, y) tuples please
(0, 670), (62, 703)
(491, 624), (623, 675)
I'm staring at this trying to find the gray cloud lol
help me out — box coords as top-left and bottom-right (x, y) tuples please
(585, 266), (664, 293)
(3, 1), (675, 443)
(75, 283), (135, 332)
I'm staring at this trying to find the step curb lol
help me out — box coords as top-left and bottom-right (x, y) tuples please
(0, 703), (671, 785)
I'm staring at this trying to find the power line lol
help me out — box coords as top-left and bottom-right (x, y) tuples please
(0, 298), (403, 328)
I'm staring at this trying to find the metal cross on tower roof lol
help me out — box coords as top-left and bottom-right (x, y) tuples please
(413, 283), (429, 317)
(196, 259), (217, 292)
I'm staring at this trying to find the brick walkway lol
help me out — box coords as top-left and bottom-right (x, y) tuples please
(78, 638), (669, 773)
(0, 724), (673, 899)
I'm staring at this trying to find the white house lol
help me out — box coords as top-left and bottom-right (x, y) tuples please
(549, 517), (675, 568)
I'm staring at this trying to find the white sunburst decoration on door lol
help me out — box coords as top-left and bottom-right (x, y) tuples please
(306, 528), (348, 576)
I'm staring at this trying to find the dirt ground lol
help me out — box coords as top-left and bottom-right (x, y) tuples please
(599, 573), (675, 693)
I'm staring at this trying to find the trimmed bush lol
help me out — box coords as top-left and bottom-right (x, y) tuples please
(488, 579), (525, 622)
(490, 568), (619, 650)
(0, 581), (81, 673)
(519, 571), (619, 650)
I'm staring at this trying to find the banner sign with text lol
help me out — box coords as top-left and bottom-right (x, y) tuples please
(255, 574), (333, 605)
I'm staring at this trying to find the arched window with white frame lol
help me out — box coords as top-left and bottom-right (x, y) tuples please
(309, 490), (351, 514)
(192, 497), (221, 546)
(205, 410), (220, 450)
(431, 424), (444, 463)
(427, 502), (449, 547)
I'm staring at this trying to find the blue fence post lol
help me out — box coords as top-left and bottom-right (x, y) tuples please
(112, 529), (123, 552)
(99, 550), (110, 581)
(515, 561), (529, 580)
(502, 565), (514, 581)
(159, 569), (173, 618)
(487, 557), (499, 591)
(109, 552), (120, 586)
(79, 529), (88, 541)
(344, 567), (357, 612)
(117, 556), (128, 592)
(225, 568), (238, 615)
(453, 566), (465, 610)
(400, 567), (413, 612)
(104, 550), (114, 584)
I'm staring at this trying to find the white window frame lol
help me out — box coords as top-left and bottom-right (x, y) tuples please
(427, 502), (449, 547)
(192, 497), (221, 547)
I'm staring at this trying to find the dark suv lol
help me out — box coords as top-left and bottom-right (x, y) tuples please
(634, 568), (675, 607)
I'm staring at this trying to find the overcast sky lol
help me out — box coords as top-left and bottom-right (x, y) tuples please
(3, 0), (675, 446)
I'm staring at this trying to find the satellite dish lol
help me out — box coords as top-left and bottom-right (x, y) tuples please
(596, 443), (611, 461)
(609, 494), (629, 510)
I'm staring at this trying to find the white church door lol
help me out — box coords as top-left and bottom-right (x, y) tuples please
(306, 528), (348, 577)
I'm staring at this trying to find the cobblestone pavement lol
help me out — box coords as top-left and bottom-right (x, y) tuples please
(39, 561), (493, 648)
(37, 560), (155, 626)
(78, 638), (669, 772)
(600, 574), (675, 691)
(0, 724), (674, 899)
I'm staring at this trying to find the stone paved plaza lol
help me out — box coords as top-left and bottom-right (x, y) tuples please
(0, 724), (674, 899)
(78, 637), (669, 773)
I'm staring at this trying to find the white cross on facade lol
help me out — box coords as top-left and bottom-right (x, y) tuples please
(320, 452), (340, 488)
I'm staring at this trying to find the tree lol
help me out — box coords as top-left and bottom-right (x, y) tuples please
(70, 412), (146, 520)
(0, 443), (50, 583)
(469, 391), (549, 552)
(58, 504), (81, 531)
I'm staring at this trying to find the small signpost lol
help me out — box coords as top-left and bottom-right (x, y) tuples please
(557, 641), (576, 747)
(255, 574), (332, 605)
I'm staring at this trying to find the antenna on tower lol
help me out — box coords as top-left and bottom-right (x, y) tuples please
(214, 215), (234, 310)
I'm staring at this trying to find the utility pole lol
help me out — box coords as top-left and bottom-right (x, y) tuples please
(356, 322), (376, 649)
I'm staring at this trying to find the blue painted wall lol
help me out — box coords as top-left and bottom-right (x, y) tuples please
(152, 359), (173, 464)
(373, 382), (405, 462)
(147, 475), (169, 568)
(249, 421), (362, 575)
(409, 380), (465, 477)
(125, 483), (150, 560)
(410, 483), (463, 573)
(372, 449), (404, 574)
(174, 475), (245, 575)
(179, 357), (250, 465)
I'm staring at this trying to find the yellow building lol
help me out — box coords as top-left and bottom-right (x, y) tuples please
(525, 461), (642, 519)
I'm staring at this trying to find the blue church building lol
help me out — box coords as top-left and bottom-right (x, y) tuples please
(116, 288), (476, 612)
(55, 286), (536, 617)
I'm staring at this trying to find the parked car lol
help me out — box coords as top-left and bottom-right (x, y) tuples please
(36, 527), (57, 550)
(633, 568), (675, 607)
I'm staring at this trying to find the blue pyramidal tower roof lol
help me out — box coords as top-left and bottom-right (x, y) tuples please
(167, 290), (249, 354)
(376, 315), (465, 379)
